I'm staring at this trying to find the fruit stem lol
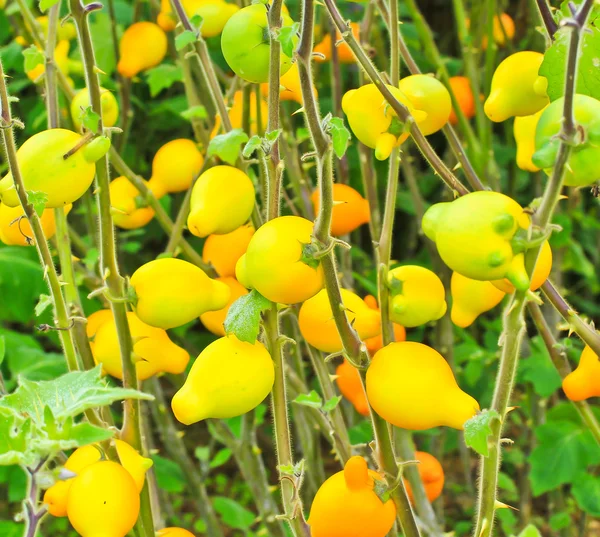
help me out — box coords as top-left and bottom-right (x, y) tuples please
(535, 0), (559, 40)
(22, 460), (49, 537)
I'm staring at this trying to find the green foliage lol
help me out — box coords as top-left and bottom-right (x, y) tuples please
(26, 190), (47, 218)
(22, 46), (44, 73)
(175, 31), (198, 51)
(208, 128), (249, 166)
(145, 65), (184, 97)
(463, 409), (501, 457)
(213, 496), (256, 530)
(276, 22), (300, 58)
(224, 289), (271, 343)
(323, 114), (351, 158)
(151, 454), (186, 493)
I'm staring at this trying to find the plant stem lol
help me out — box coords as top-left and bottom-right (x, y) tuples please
(22, 461), (49, 537)
(536, 0), (558, 39)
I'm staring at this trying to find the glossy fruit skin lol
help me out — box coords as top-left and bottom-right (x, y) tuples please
(342, 84), (427, 160)
(299, 289), (381, 353)
(221, 4), (296, 84)
(86, 309), (114, 338)
(450, 272), (505, 328)
(212, 90), (268, 137)
(131, 258), (230, 329)
(363, 295), (406, 353)
(0, 129), (109, 208)
(313, 22), (360, 64)
(199, 277), (248, 336)
(563, 346), (600, 401)
(67, 461), (140, 537)
(148, 139), (204, 195)
(0, 203), (71, 246)
(399, 75), (452, 135)
(448, 76), (476, 125)
(158, 0), (239, 37)
(336, 359), (369, 416)
(366, 342), (480, 430)
(514, 107), (546, 172)
(71, 87), (119, 132)
(172, 335), (274, 424)
(308, 456), (396, 537)
(311, 184), (370, 236)
(117, 22), (167, 78)
(491, 240), (552, 294)
(157, 529), (196, 537)
(91, 311), (190, 380)
(484, 51), (548, 122)
(533, 95), (600, 187)
(110, 176), (161, 230)
(202, 224), (254, 277)
(387, 266), (447, 327)
(187, 166), (255, 237)
(404, 451), (445, 504)
(241, 216), (324, 304)
(422, 191), (531, 290)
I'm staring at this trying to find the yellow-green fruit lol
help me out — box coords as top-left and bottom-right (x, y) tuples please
(450, 272), (506, 328)
(298, 289), (381, 353)
(398, 74), (452, 135)
(70, 87), (119, 132)
(67, 461), (140, 537)
(148, 138), (204, 195)
(187, 165), (255, 238)
(0, 129), (109, 208)
(366, 342), (480, 430)
(130, 258), (231, 329)
(387, 265), (447, 327)
(171, 335), (275, 425)
(484, 51), (548, 122)
(513, 107), (546, 172)
(110, 176), (161, 230)
(0, 203), (71, 246)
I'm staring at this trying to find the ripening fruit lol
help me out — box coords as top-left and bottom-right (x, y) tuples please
(404, 451), (445, 504)
(513, 107), (546, 172)
(342, 84), (427, 160)
(366, 342), (480, 430)
(308, 456), (396, 537)
(70, 88), (119, 132)
(562, 346), (600, 401)
(212, 90), (269, 137)
(422, 191), (532, 290)
(311, 184), (370, 236)
(0, 129), (110, 208)
(117, 22), (167, 78)
(399, 74), (452, 136)
(147, 139), (204, 196)
(187, 166), (255, 238)
(110, 176), (163, 230)
(157, 0), (239, 37)
(171, 335), (275, 424)
(448, 76), (476, 125)
(313, 22), (360, 64)
(0, 203), (71, 246)
(336, 359), (369, 416)
(202, 224), (254, 277)
(91, 311), (190, 380)
(199, 277), (248, 336)
(387, 265), (447, 327)
(299, 289), (381, 353)
(484, 51), (548, 122)
(86, 309), (114, 338)
(450, 272), (506, 328)
(157, 529), (196, 537)
(240, 216), (324, 304)
(473, 13), (516, 49)
(67, 461), (140, 537)
(491, 240), (552, 294)
(26, 40), (71, 82)
(16, 16), (77, 45)
(260, 62), (317, 105)
(130, 258), (230, 329)
(362, 295), (406, 353)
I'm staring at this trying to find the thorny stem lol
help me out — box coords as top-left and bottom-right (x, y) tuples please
(23, 461), (49, 537)
(536, 0), (559, 39)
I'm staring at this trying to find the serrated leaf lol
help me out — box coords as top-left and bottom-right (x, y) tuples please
(276, 22), (300, 58)
(39, 0), (60, 12)
(26, 191), (47, 218)
(209, 448), (232, 468)
(0, 408), (33, 466)
(180, 105), (207, 120)
(322, 395), (342, 413)
(463, 409), (501, 457)
(23, 46), (44, 73)
(326, 116), (351, 158)
(293, 390), (322, 409)
(242, 135), (263, 158)
(34, 294), (53, 318)
(224, 289), (271, 344)
(265, 129), (281, 143)
(80, 106), (101, 133)
(175, 30), (197, 51)
(208, 129), (248, 166)
(145, 64), (184, 98)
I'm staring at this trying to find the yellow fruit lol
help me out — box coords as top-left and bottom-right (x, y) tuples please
(366, 341), (480, 430)
(131, 258), (230, 329)
(157, 529), (197, 537)
(117, 22), (167, 78)
(199, 277), (248, 336)
(70, 87), (119, 132)
(147, 139), (204, 196)
(171, 335), (274, 424)
(212, 90), (269, 137)
(260, 62), (317, 105)
(450, 272), (506, 328)
(362, 295), (407, 354)
(27, 40), (70, 82)
(491, 240), (552, 294)
(92, 311), (190, 380)
(298, 289), (381, 353)
(514, 107), (546, 172)
(0, 203), (71, 246)
(67, 461), (140, 537)
(310, 183), (370, 236)
(187, 166), (255, 238)
(202, 224), (254, 277)
(335, 359), (370, 416)
(313, 22), (360, 64)
(86, 309), (114, 338)
(110, 176), (162, 230)
(398, 74), (452, 135)
(563, 345), (600, 401)
(387, 265), (447, 327)
(157, 0), (239, 37)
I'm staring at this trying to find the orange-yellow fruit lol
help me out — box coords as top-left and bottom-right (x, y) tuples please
(562, 345), (600, 401)
(403, 451), (445, 504)
(313, 22), (360, 64)
(336, 359), (369, 416)
(491, 240), (552, 294)
(199, 277), (248, 336)
(202, 224), (254, 277)
(362, 295), (406, 353)
(448, 76), (476, 125)
(0, 204), (71, 246)
(311, 183), (370, 236)
(117, 22), (168, 78)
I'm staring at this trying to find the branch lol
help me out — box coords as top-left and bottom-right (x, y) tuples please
(536, 0), (559, 39)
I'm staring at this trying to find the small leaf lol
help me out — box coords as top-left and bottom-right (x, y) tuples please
(80, 106), (101, 133)
(145, 64), (184, 97)
(325, 116), (351, 159)
(276, 22), (300, 58)
(242, 135), (263, 158)
(151, 455), (186, 493)
(293, 391), (322, 409)
(180, 105), (207, 120)
(463, 409), (501, 457)
(190, 14), (204, 29)
(517, 524), (542, 537)
(175, 30), (197, 51)
(194, 446), (210, 462)
(265, 129), (281, 143)
(34, 294), (53, 317)
(571, 472), (600, 516)
(208, 128), (249, 166)
(23, 46), (44, 73)
(213, 497), (256, 530)
(26, 191), (48, 218)
(322, 395), (342, 412)
(39, 0), (60, 12)
(209, 448), (232, 469)
(224, 289), (271, 344)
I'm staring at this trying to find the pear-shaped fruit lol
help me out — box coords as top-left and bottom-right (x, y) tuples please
(202, 224), (254, 277)
(171, 335), (274, 425)
(147, 139), (204, 196)
(117, 22), (167, 78)
(562, 345), (600, 401)
(335, 359), (369, 416)
(450, 272), (506, 328)
(0, 203), (71, 246)
(404, 451), (445, 504)
(311, 183), (370, 236)
(110, 176), (163, 230)
(199, 277), (248, 336)
(366, 341), (480, 430)
(513, 107), (545, 172)
(130, 258), (230, 329)
(362, 295), (406, 353)
(491, 240), (552, 294)
(70, 87), (119, 132)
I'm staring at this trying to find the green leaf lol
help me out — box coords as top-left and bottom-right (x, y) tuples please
(293, 391), (322, 409)
(518, 335), (562, 397)
(34, 294), (53, 318)
(26, 190), (47, 218)
(209, 448), (232, 469)
(80, 106), (101, 133)
(265, 129), (281, 143)
(145, 64), (184, 98)
(243, 135), (263, 158)
(0, 336), (5, 368)
(180, 105), (207, 120)
(325, 116), (351, 158)
(517, 524), (542, 537)
(213, 497), (256, 530)
(151, 455), (186, 493)
(224, 289), (271, 344)
(571, 472), (600, 516)
(463, 409), (501, 457)
(276, 22), (300, 58)
(39, 0), (60, 11)
(322, 396), (342, 413)
(549, 512), (572, 531)
(175, 30), (197, 51)
(189, 14), (204, 29)
(0, 408), (33, 466)
(22, 46), (44, 73)
(194, 446), (210, 462)
(207, 128), (249, 166)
